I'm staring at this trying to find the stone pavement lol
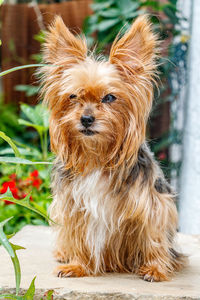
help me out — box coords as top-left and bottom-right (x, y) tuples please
(0, 226), (200, 299)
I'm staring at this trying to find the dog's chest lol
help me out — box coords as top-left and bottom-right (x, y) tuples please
(71, 170), (108, 219)
(71, 170), (112, 266)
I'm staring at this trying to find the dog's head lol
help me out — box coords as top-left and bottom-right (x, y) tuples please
(41, 15), (158, 173)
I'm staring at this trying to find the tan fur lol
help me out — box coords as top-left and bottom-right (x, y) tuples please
(40, 15), (187, 282)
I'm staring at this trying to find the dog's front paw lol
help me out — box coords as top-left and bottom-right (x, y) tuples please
(54, 264), (87, 278)
(138, 265), (169, 282)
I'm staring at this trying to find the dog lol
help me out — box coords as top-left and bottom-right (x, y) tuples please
(40, 15), (186, 281)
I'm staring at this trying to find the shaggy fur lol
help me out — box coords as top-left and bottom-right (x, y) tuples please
(40, 15), (187, 281)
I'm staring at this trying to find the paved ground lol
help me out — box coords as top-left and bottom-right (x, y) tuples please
(0, 225), (200, 299)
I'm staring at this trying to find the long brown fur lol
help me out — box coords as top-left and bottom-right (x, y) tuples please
(40, 15), (187, 282)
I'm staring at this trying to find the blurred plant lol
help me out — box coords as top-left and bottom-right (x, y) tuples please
(0, 143), (51, 299)
(0, 99), (24, 146)
(0, 108), (52, 234)
(84, 0), (142, 49)
(19, 103), (49, 161)
(0, 109), (52, 299)
(0, 206), (54, 299)
(0, 129), (52, 234)
(15, 84), (40, 97)
(84, 0), (188, 180)
(84, 0), (180, 51)
(0, 50), (54, 299)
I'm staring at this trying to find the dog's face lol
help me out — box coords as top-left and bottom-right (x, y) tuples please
(41, 15), (158, 172)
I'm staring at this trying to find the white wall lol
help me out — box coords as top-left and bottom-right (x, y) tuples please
(179, 0), (200, 234)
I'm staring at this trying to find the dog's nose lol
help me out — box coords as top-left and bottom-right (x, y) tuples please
(80, 115), (95, 128)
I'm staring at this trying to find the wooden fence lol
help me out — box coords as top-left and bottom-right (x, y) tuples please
(1, 0), (91, 104)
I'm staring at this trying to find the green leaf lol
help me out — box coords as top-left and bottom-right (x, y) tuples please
(0, 0), (4, 5)
(20, 104), (43, 126)
(98, 8), (120, 18)
(20, 104), (49, 131)
(141, 0), (161, 11)
(11, 243), (26, 251)
(6, 233), (16, 239)
(97, 19), (120, 32)
(35, 105), (49, 128)
(163, 5), (178, 24)
(34, 30), (46, 43)
(168, 0), (177, 6)
(0, 218), (15, 257)
(10, 243), (25, 295)
(15, 85), (40, 97)
(0, 147), (41, 157)
(18, 119), (45, 135)
(83, 15), (99, 35)
(0, 156), (52, 165)
(0, 189), (54, 223)
(91, 0), (114, 11)
(30, 53), (43, 63)
(116, 0), (139, 14)
(23, 277), (36, 299)
(126, 10), (141, 19)
(0, 131), (20, 157)
(0, 218), (24, 295)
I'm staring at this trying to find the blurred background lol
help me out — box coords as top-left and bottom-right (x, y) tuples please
(0, 0), (199, 234)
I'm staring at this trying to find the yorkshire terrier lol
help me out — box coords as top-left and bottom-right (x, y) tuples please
(40, 15), (186, 282)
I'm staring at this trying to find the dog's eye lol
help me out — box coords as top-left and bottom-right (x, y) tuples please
(102, 94), (116, 103)
(69, 94), (77, 99)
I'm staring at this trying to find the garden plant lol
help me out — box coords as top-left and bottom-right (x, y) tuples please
(0, 67), (54, 298)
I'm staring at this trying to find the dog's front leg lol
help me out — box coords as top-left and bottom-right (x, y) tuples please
(134, 189), (181, 282)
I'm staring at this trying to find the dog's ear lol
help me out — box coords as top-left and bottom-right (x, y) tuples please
(43, 15), (87, 64)
(109, 15), (158, 78)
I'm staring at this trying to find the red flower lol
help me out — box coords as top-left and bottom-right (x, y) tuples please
(30, 170), (39, 178)
(0, 169), (42, 206)
(0, 181), (20, 204)
(32, 178), (42, 189)
(1, 181), (16, 193)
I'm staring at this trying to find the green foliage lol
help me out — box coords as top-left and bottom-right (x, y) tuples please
(84, 0), (141, 49)
(0, 130), (51, 165)
(0, 163), (52, 234)
(0, 99), (23, 146)
(15, 85), (40, 97)
(0, 63), (53, 299)
(0, 220), (36, 299)
(19, 104), (49, 161)
(0, 102), (52, 234)
(0, 218), (25, 295)
(0, 131), (21, 158)
(0, 188), (52, 224)
(84, 0), (179, 51)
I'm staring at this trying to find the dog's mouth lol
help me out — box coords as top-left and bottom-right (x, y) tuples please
(80, 129), (98, 136)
